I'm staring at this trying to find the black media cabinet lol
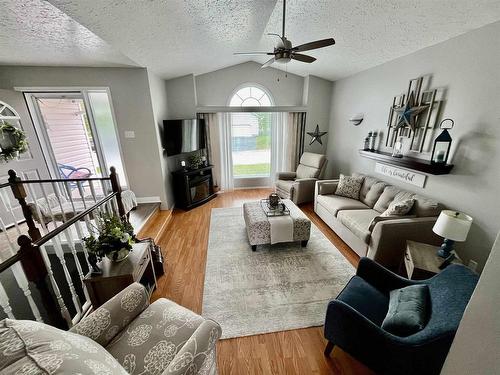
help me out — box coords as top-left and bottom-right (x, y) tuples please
(172, 165), (216, 210)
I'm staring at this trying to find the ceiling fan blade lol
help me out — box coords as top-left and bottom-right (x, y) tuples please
(261, 57), (275, 68)
(291, 53), (316, 63)
(293, 38), (335, 52)
(233, 52), (274, 55)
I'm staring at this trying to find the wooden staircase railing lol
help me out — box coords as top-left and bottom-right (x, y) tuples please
(0, 167), (126, 328)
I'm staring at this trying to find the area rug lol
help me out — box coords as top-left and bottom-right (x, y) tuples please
(202, 206), (355, 339)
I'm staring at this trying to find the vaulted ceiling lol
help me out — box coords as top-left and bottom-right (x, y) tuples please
(2, 0), (500, 81)
(0, 0), (136, 67)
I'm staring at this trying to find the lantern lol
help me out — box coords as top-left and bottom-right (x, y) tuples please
(431, 119), (454, 165)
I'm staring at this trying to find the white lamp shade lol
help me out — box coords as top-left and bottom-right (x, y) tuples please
(433, 210), (473, 242)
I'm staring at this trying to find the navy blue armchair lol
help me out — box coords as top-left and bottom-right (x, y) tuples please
(324, 257), (478, 375)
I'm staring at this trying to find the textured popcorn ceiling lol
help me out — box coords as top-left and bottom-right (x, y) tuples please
(47, 0), (277, 78)
(0, 0), (137, 67)
(6, 0), (500, 80)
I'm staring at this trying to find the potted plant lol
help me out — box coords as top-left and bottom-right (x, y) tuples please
(188, 153), (202, 169)
(83, 215), (135, 267)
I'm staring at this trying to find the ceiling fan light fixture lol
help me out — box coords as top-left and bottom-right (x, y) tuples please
(234, 0), (335, 69)
(276, 57), (292, 64)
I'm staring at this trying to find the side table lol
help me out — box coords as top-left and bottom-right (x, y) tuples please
(84, 242), (157, 308)
(401, 240), (463, 280)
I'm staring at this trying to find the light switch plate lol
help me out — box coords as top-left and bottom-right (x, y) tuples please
(124, 130), (135, 139)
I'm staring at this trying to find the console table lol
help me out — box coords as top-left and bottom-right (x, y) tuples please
(172, 165), (216, 210)
(84, 242), (157, 308)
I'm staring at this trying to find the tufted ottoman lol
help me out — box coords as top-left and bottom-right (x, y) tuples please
(243, 199), (311, 251)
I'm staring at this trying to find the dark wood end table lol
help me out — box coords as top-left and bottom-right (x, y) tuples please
(84, 242), (157, 308)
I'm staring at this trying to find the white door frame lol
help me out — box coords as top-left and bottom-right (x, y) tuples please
(24, 91), (107, 180)
(23, 88), (129, 187)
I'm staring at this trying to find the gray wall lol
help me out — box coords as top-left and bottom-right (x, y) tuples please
(442, 231), (500, 374)
(195, 61), (304, 107)
(0, 66), (168, 206)
(327, 21), (500, 271)
(147, 70), (173, 209)
(303, 75), (332, 155)
(165, 74), (197, 119)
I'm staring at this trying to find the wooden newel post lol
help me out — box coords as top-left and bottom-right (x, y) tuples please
(109, 166), (126, 219)
(8, 170), (41, 241)
(17, 235), (68, 329)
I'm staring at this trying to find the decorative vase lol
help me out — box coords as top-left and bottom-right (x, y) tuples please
(268, 193), (280, 209)
(106, 248), (130, 262)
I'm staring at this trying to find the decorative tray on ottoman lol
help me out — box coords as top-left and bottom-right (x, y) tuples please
(259, 199), (290, 217)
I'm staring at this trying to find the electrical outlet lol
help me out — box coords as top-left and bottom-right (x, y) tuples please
(468, 259), (478, 272)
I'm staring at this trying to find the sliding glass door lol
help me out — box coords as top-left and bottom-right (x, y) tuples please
(25, 90), (127, 189)
(31, 93), (103, 179)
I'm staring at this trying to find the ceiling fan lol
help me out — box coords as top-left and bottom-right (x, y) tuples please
(234, 0), (335, 68)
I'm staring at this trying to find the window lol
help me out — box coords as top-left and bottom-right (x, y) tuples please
(229, 86), (273, 178)
(229, 86), (272, 107)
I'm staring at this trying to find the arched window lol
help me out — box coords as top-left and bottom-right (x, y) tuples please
(229, 85), (273, 107)
(0, 101), (21, 123)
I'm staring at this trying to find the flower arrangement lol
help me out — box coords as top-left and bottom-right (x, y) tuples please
(0, 123), (28, 162)
(83, 214), (135, 263)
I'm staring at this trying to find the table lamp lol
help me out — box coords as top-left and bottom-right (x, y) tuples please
(432, 210), (473, 258)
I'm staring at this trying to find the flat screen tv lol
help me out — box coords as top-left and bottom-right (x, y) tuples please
(163, 119), (206, 156)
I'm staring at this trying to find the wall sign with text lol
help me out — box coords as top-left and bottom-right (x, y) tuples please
(374, 163), (427, 188)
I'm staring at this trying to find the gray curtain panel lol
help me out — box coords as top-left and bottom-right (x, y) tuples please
(287, 112), (306, 169)
(197, 113), (220, 187)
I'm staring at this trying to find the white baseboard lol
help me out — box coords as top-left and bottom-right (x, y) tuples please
(136, 196), (161, 204)
(160, 202), (172, 210)
(233, 186), (273, 190)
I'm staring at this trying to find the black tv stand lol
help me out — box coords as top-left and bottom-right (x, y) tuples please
(171, 165), (216, 210)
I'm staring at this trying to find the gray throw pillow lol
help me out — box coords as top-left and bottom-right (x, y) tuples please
(0, 319), (127, 374)
(334, 174), (364, 200)
(381, 198), (415, 217)
(382, 284), (429, 336)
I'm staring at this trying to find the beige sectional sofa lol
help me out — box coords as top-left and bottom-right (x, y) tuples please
(314, 173), (443, 270)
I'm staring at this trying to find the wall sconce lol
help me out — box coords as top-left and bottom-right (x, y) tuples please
(349, 113), (364, 126)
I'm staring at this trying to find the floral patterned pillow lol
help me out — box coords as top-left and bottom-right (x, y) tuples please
(0, 319), (127, 375)
(334, 174), (364, 200)
(381, 199), (415, 217)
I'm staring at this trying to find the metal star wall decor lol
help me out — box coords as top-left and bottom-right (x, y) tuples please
(386, 76), (443, 153)
(307, 124), (327, 145)
(393, 92), (429, 131)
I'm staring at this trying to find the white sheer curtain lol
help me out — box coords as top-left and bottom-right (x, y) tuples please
(271, 113), (286, 183)
(218, 113), (234, 191)
(271, 112), (306, 183)
(203, 111), (305, 190)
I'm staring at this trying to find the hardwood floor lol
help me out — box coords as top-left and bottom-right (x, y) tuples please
(142, 189), (375, 375)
